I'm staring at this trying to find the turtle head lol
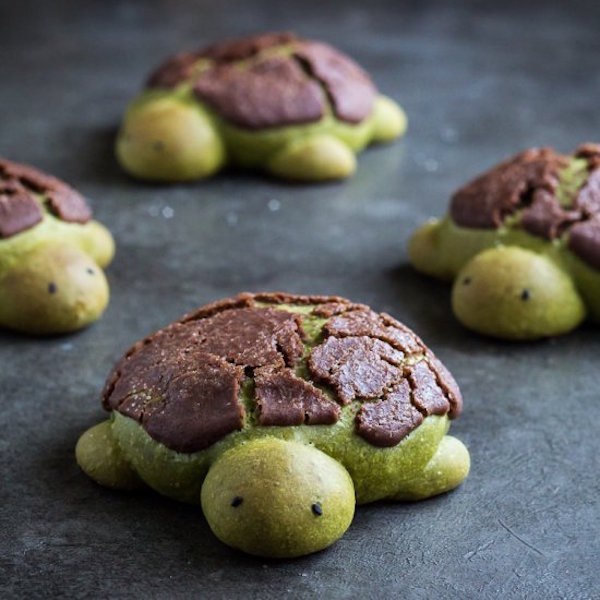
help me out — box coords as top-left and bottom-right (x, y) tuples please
(0, 241), (110, 334)
(451, 246), (586, 340)
(116, 93), (226, 182)
(201, 437), (355, 558)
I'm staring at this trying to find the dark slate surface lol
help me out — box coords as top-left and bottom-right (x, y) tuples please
(1, 1), (598, 598)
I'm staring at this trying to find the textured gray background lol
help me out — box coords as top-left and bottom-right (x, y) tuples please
(1, 1), (599, 598)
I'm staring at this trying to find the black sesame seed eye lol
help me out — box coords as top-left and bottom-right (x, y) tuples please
(311, 503), (323, 516)
(48, 282), (57, 294)
(462, 277), (472, 285)
(86, 267), (95, 275)
(521, 289), (530, 301)
(231, 496), (243, 508)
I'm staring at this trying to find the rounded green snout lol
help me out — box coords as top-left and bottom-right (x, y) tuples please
(116, 97), (226, 181)
(452, 246), (585, 340)
(0, 242), (110, 334)
(201, 438), (355, 558)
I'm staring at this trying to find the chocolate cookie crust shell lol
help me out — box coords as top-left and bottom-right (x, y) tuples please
(146, 32), (377, 129)
(0, 158), (92, 238)
(449, 144), (600, 270)
(193, 57), (326, 130)
(103, 293), (462, 453)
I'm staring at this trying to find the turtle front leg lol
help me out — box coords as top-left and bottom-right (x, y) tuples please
(116, 95), (226, 182)
(370, 95), (408, 144)
(0, 242), (110, 334)
(265, 134), (356, 181)
(76, 421), (144, 490)
(79, 220), (115, 270)
(391, 435), (470, 501)
(201, 438), (355, 558)
(409, 219), (456, 280)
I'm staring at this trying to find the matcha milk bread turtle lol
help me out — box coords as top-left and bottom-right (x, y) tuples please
(116, 32), (407, 182)
(0, 158), (114, 334)
(409, 144), (600, 340)
(76, 292), (469, 558)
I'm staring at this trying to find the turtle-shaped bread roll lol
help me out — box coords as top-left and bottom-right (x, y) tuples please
(0, 158), (114, 334)
(76, 292), (469, 558)
(116, 32), (407, 182)
(409, 144), (600, 340)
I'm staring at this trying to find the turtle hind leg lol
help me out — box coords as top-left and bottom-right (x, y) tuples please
(0, 242), (110, 334)
(76, 421), (143, 491)
(390, 435), (470, 501)
(265, 134), (356, 182)
(116, 96), (226, 182)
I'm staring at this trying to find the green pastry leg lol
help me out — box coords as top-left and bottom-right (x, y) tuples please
(452, 246), (586, 340)
(370, 95), (408, 143)
(201, 438), (355, 558)
(265, 134), (356, 181)
(408, 219), (455, 280)
(391, 435), (470, 501)
(0, 242), (110, 334)
(116, 97), (226, 181)
(408, 221), (437, 270)
(80, 221), (115, 269)
(76, 421), (144, 490)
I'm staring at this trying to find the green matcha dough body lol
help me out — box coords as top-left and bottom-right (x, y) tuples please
(409, 146), (600, 340)
(78, 411), (468, 558)
(76, 293), (469, 558)
(116, 32), (407, 183)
